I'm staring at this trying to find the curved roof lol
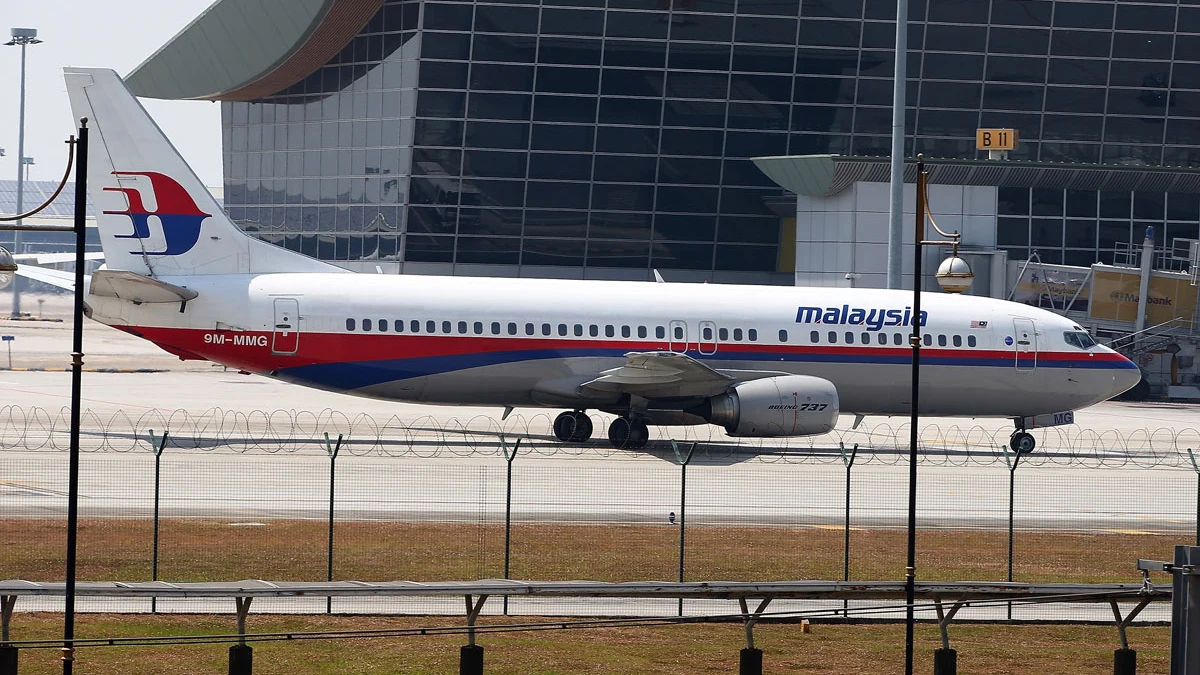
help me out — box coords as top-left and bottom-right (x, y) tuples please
(754, 155), (1200, 197)
(125, 0), (385, 101)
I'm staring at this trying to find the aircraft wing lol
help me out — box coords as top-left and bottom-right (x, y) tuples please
(582, 351), (738, 399)
(15, 264), (78, 291)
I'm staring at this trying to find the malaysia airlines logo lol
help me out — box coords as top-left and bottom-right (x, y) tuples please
(102, 171), (211, 255)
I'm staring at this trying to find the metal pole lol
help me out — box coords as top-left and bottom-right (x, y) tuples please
(839, 442), (857, 617)
(1006, 445), (1022, 622)
(500, 436), (519, 616)
(149, 430), (168, 614)
(62, 121), (86, 675)
(11, 38), (28, 319)
(1189, 449), (1199, 546)
(673, 441), (696, 617)
(886, 0), (910, 289)
(905, 155), (924, 675)
(325, 433), (342, 615)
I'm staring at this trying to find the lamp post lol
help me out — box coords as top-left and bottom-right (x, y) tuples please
(905, 155), (973, 675)
(6, 27), (42, 319)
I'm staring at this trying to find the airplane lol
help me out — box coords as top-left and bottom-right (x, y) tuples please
(20, 68), (1140, 453)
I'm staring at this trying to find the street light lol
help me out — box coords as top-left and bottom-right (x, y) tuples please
(905, 155), (972, 675)
(6, 27), (41, 319)
(21, 157), (34, 183)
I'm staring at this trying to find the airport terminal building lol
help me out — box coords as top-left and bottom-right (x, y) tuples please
(127, 0), (1200, 285)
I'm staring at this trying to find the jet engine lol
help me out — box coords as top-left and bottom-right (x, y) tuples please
(690, 375), (839, 437)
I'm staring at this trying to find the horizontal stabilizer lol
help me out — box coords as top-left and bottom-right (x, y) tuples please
(90, 269), (198, 304)
(15, 265), (77, 292)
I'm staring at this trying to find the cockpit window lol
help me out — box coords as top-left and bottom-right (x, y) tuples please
(1063, 331), (1097, 349)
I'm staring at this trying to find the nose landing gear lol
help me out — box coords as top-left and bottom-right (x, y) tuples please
(607, 416), (649, 449)
(1009, 430), (1036, 454)
(552, 411), (593, 443)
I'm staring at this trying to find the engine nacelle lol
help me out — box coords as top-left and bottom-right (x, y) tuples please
(693, 375), (839, 437)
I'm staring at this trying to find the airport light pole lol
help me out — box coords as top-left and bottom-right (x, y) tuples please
(6, 27), (42, 319)
(906, 155), (973, 675)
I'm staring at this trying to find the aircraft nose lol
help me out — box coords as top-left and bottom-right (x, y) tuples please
(1110, 354), (1142, 399)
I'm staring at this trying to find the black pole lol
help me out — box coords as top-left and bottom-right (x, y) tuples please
(675, 442), (696, 617)
(501, 437), (519, 616)
(63, 121), (87, 675)
(1007, 448), (1021, 621)
(905, 155), (925, 675)
(325, 433), (342, 615)
(150, 430), (167, 614)
(1191, 449), (1199, 546)
(841, 443), (857, 618)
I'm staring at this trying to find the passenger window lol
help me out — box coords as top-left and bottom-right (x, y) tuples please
(811, 330), (820, 343)
(656, 326), (666, 339)
(575, 324), (584, 337)
(508, 322), (517, 335)
(525, 322), (534, 335)
(622, 325), (631, 338)
(778, 329), (787, 342)
(346, 318), (356, 331)
(828, 331), (837, 343)
(395, 320), (404, 333)
(845, 332), (854, 344)
(606, 325), (615, 338)
(638, 326), (647, 338)
(558, 324), (568, 336)
(953, 335), (962, 347)
(363, 319), (372, 331)
(427, 320), (436, 333)
(410, 320), (419, 333)
(748, 329), (758, 341)
(673, 325), (684, 340)
(443, 321), (452, 333)
(458, 321), (468, 334)
(861, 332), (869, 344)
(542, 323), (551, 336)
(894, 333), (903, 346)
(588, 324), (598, 337)
(491, 322), (501, 335)
(937, 334), (947, 347)
(704, 326), (715, 340)
(968, 335), (977, 347)
(474, 322), (483, 335)
(720, 327), (730, 341)
(877, 333), (887, 345)
(923, 334), (932, 346)
(733, 328), (743, 341)
(378, 319), (387, 332)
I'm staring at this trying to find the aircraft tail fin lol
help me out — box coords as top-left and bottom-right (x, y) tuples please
(64, 68), (342, 277)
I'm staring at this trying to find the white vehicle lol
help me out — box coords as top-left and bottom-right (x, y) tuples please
(32, 68), (1140, 452)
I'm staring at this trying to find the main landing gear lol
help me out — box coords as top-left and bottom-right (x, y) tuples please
(1009, 430), (1036, 454)
(607, 416), (649, 450)
(552, 411), (593, 443)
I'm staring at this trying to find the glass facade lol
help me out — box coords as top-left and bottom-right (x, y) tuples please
(222, 0), (1200, 278)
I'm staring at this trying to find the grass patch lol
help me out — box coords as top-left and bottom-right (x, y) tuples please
(0, 519), (1181, 584)
(0, 614), (1171, 674)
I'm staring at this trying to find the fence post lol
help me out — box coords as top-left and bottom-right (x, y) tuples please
(671, 440), (697, 617)
(838, 443), (858, 617)
(146, 429), (169, 614)
(324, 432), (343, 615)
(1002, 443), (1023, 621)
(1188, 449), (1199, 546)
(499, 435), (521, 616)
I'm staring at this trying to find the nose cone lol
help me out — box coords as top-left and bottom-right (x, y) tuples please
(1109, 353), (1142, 399)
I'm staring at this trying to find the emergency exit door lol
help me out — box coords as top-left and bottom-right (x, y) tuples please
(272, 298), (300, 355)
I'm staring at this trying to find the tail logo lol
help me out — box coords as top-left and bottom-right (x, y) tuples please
(102, 172), (211, 256)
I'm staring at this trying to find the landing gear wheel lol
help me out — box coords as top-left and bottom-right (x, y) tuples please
(608, 417), (649, 449)
(1009, 431), (1036, 454)
(553, 411), (593, 443)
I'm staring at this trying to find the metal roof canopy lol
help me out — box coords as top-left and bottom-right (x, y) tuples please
(753, 155), (1200, 198)
(0, 579), (1165, 657)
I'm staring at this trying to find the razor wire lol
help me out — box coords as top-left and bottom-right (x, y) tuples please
(0, 404), (1196, 468)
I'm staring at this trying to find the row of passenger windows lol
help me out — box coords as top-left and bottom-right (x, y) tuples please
(343, 318), (978, 348)
(344, 317), (763, 341)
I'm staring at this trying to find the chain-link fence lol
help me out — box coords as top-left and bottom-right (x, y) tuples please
(1, 404), (1195, 619)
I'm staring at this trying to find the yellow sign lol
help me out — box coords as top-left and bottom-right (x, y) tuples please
(976, 128), (1018, 150)
(1089, 266), (1198, 325)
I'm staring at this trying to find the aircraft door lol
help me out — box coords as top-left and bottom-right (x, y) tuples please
(698, 321), (718, 355)
(1012, 317), (1036, 371)
(272, 298), (300, 355)
(668, 320), (688, 353)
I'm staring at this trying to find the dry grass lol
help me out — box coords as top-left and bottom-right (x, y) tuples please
(0, 519), (1182, 585)
(0, 614), (1171, 674)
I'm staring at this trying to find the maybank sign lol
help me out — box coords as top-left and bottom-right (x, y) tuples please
(796, 305), (928, 331)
